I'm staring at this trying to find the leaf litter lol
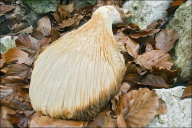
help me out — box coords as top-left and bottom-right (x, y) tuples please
(0, 0), (189, 127)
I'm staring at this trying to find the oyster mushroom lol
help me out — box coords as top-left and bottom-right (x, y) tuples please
(29, 6), (132, 120)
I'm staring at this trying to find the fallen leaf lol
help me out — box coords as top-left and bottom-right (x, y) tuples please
(0, 5), (15, 16)
(6, 64), (31, 79)
(146, 19), (164, 30)
(116, 90), (138, 115)
(130, 29), (160, 39)
(25, 52), (38, 66)
(36, 16), (51, 36)
(50, 27), (60, 42)
(28, 113), (85, 127)
(87, 106), (110, 127)
(31, 30), (45, 40)
(139, 74), (170, 88)
(114, 31), (128, 45)
(181, 81), (192, 99)
(124, 74), (143, 82)
(7, 110), (34, 127)
(150, 66), (179, 84)
(1, 106), (16, 128)
(59, 2), (74, 14)
(136, 50), (174, 71)
(119, 82), (131, 96)
(15, 35), (40, 52)
(102, 113), (117, 127)
(39, 37), (52, 48)
(12, 22), (27, 33)
(117, 114), (127, 127)
(0, 85), (32, 110)
(155, 29), (179, 52)
(1, 76), (25, 85)
(125, 36), (140, 58)
(17, 26), (33, 34)
(117, 88), (167, 127)
(59, 18), (75, 29)
(2, 48), (28, 64)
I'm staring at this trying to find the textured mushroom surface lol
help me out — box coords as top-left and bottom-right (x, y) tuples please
(29, 6), (132, 120)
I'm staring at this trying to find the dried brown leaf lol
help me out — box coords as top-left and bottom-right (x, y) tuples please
(87, 106), (110, 127)
(124, 74), (143, 82)
(103, 114), (117, 127)
(130, 29), (161, 39)
(125, 36), (140, 58)
(117, 114), (127, 127)
(59, 18), (75, 29)
(0, 106), (16, 128)
(39, 37), (52, 48)
(25, 52), (38, 66)
(59, 2), (74, 14)
(7, 110), (34, 127)
(15, 35), (40, 52)
(12, 22), (27, 33)
(31, 30), (45, 40)
(28, 114), (85, 127)
(119, 82), (131, 96)
(50, 27), (60, 42)
(1, 76), (25, 85)
(0, 5), (15, 16)
(151, 66), (179, 84)
(6, 64), (31, 79)
(114, 31), (128, 45)
(139, 74), (170, 88)
(117, 88), (167, 127)
(0, 85), (32, 110)
(181, 81), (192, 99)
(155, 29), (179, 52)
(53, 11), (61, 23)
(136, 50), (174, 71)
(116, 90), (138, 115)
(2, 48), (28, 64)
(36, 16), (51, 36)
(17, 26), (33, 34)
(146, 19), (164, 30)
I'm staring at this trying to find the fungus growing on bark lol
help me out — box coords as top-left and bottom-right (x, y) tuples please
(29, 6), (132, 120)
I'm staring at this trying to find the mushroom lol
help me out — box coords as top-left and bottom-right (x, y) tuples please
(29, 6), (132, 120)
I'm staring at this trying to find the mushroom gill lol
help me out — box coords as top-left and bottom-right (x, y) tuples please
(29, 6), (132, 120)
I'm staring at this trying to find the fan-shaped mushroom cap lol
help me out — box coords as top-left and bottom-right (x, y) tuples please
(29, 6), (132, 120)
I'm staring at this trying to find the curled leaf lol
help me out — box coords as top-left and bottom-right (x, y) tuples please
(155, 29), (179, 52)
